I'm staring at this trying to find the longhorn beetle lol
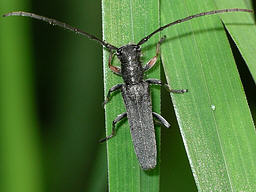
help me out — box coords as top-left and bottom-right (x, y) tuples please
(3, 8), (253, 170)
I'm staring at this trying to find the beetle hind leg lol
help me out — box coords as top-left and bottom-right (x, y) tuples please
(99, 112), (127, 143)
(152, 112), (170, 128)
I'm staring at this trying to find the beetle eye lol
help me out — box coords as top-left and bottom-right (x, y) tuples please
(116, 49), (122, 56)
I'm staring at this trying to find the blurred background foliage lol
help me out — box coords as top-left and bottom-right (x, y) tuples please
(0, 0), (255, 192)
(1, 0), (107, 192)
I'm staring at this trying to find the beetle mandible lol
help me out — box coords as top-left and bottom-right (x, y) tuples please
(3, 8), (253, 170)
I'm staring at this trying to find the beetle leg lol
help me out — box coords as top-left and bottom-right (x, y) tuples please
(102, 83), (123, 107)
(152, 112), (170, 128)
(99, 112), (127, 143)
(143, 36), (166, 71)
(108, 51), (122, 76)
(146, 79), (188, 93)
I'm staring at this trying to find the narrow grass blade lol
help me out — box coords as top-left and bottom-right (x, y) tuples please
(160, 0), (256, 191)
(102, 0), (161, 191)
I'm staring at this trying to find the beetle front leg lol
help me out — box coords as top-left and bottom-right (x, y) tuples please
(108, 51), (122, 76)
(99, 112), (127, 143)
(103, 83), (123, 106)
(146, 79), (188, 93)
(143, 36), (166, 71)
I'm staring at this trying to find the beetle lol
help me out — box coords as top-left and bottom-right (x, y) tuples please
(3, 8), (253, 170)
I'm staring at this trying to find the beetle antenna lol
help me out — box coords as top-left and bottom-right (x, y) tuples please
(3, 11), (118, 51)
(137, 8), (253, 46)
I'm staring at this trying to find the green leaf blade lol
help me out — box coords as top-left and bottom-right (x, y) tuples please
(102, 0), (161, 191)
(161, 0), (256, 191)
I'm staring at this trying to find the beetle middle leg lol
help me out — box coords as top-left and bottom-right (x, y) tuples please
(103, 83), (123, 106)
(99, 112), (127, 143)
(143, 35), (166, 71)
(146, 79), (188, 93)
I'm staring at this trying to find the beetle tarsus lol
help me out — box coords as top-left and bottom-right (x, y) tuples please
(169, 88), (188, 94)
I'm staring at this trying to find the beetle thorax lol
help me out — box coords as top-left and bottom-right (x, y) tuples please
(117, 44), (144, 85)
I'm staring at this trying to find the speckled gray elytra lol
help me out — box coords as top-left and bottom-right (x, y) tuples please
(3, 8), (252, 170)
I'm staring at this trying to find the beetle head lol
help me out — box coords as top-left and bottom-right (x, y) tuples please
(116, 44), (141, 63)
